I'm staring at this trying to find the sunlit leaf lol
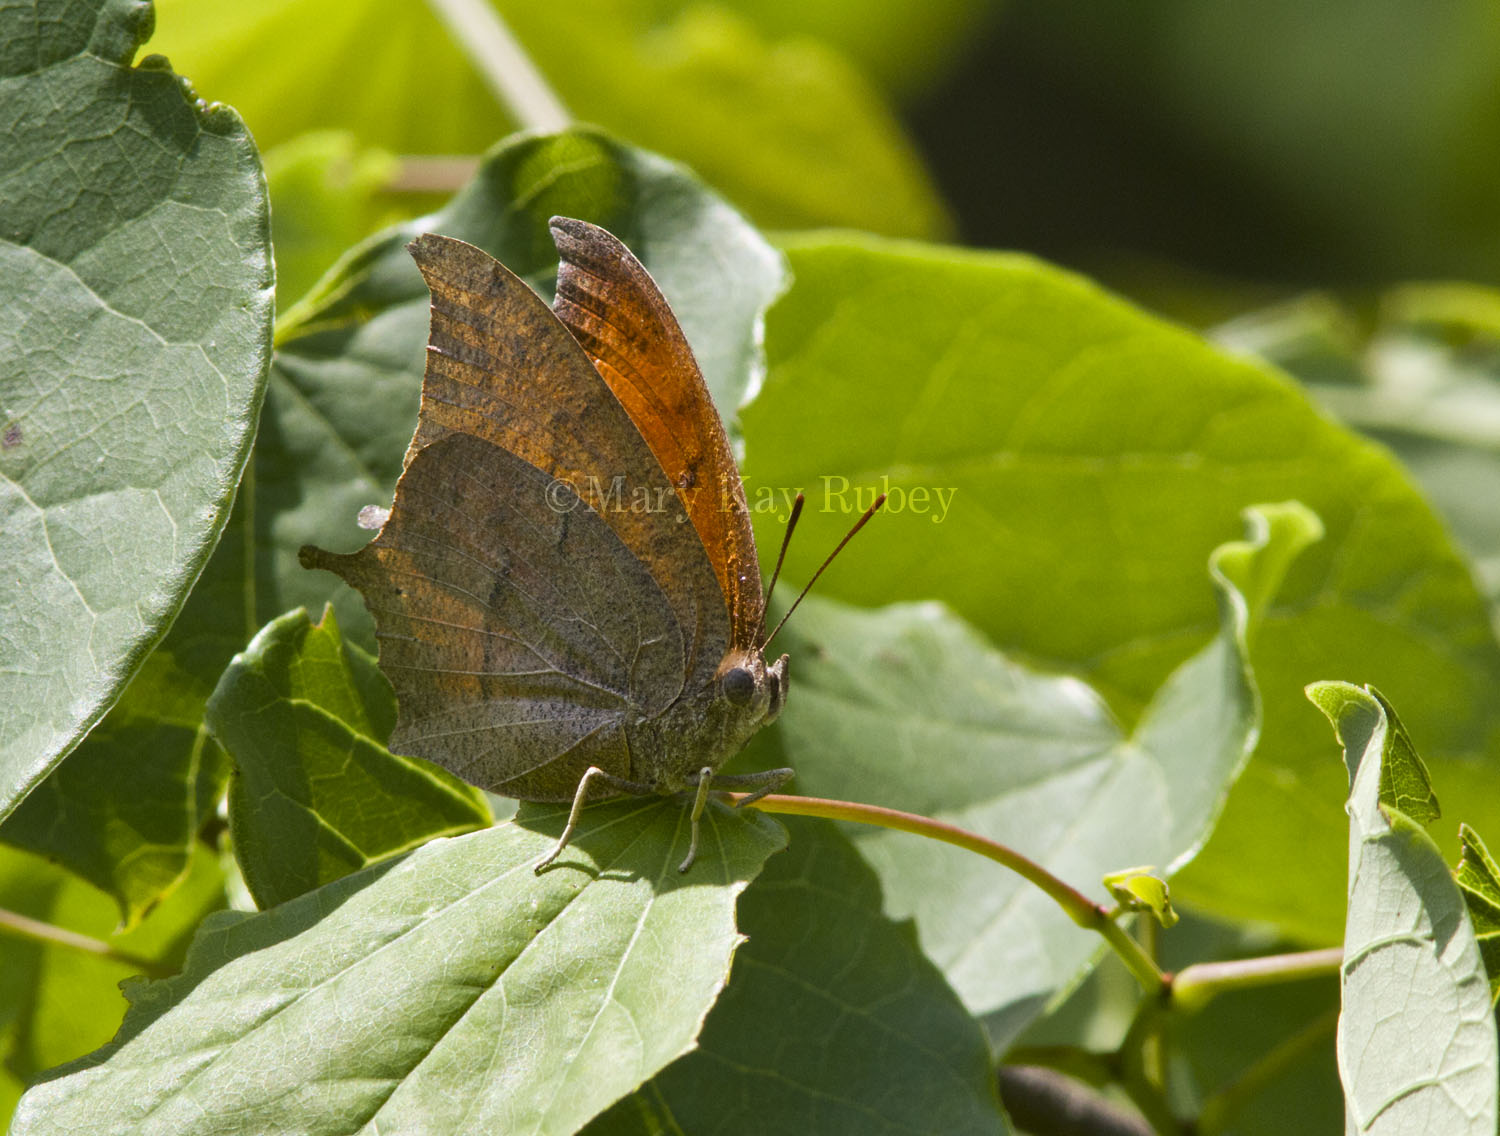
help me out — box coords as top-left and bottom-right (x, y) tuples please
(744, 234), (1500, 944)
(0, 0), (273, 823)
(759, 504), (1314, 1042)
(13, 801), (786, 1135)
(1309, 681), (1498, 1134)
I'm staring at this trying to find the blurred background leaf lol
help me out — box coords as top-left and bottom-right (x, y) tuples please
(0, 842), (228, 1115)
(148, 0), (949, 240)
(1214, 284), (1500, 615)
(742, 235), (1500, 946)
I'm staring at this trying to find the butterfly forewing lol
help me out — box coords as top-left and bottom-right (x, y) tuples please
(550, 218), (766, 652)
(403, 233), (728, 691)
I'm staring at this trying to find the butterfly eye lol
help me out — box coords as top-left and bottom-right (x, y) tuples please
(722, 666), (756, 706)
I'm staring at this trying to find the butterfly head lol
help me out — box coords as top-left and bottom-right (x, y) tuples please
(716, 648), (789, 727)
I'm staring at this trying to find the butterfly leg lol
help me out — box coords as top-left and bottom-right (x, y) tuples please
(710, 767), (795, 808)
(535, 766), (654, 873)
(678, 766), (716, 874)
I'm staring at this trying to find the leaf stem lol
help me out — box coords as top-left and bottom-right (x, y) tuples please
(1168, 947), (1342, 1014)
(0, 907), (172, 979)
(423, 0), (571, 133)
(731, 793), (1166, 993)
(1116, 997), (1183, 1134)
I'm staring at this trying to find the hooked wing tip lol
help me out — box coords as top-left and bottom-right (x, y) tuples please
(549, 216), (624, 259)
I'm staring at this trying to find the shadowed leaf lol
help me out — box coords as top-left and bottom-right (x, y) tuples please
(205, 607), (491, 909)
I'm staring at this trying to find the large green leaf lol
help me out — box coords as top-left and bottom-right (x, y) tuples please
(684, 0), (998, 98)
(1215, 284), (1500, 610)
(147, 0), (948, 239)
(589, 817), (1006, 1134)
(0, 0), (274, 819)
(1308, 682), (1497, 1134)
(763, 505), (1312, 1043)
(742, 234), (1500, 944)
(206, 606), (491, 909)
(12, 800), (785, 1136)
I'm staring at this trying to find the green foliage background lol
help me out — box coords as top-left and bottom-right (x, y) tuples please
(4, 0), (1500, 1133)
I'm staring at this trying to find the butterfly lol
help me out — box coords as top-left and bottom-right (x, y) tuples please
(301, 219), (797, 873)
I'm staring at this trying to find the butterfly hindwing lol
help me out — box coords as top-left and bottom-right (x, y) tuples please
(302, 432), (683, 800)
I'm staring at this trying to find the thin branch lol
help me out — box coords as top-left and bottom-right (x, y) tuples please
(999, 1065), (1153, 1136)
(386, 156), (481, 195)
(730, 792), (1166, 993)
(1169, 947), (1342, 1014)
(424, 0), (570, 133)
(0, 907), (173, 979)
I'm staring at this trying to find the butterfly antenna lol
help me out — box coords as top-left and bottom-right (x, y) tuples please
(763, 492), (805, 606)
(762, 493), (886, 651)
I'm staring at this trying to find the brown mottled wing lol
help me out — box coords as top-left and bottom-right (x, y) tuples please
(549, 217), (765, 652)
(301, 432), (682, 801)
(401, 233), (727, 692)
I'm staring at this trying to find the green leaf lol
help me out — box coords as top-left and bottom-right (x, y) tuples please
(1217, 284), (1500, 612)
(1453, 823), (1500, 1005)
(205, 606), (492, 909)
(262, 131), (403, 311)
(148, 0), (949, 239)
(1307, 681), (1498, 1134)
(759, 504), (1314, 1041)
(0, 696), (229, 928)
(684, 0), (997, 98)
(1102, 868), (1178, 929)
(0, 0), (274, 819)
(0, 841), (227, 1130)
(588, 817), (1006, 1135)
(743, 234), (1500, 944)
(13, 800), (786, 1136)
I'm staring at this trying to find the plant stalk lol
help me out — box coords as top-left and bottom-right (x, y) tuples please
(423, 0), (570, 133)
(0, 907), (172, 979)
(1169, 947), (1342, 1014)
(731, 792), (1167, 993)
